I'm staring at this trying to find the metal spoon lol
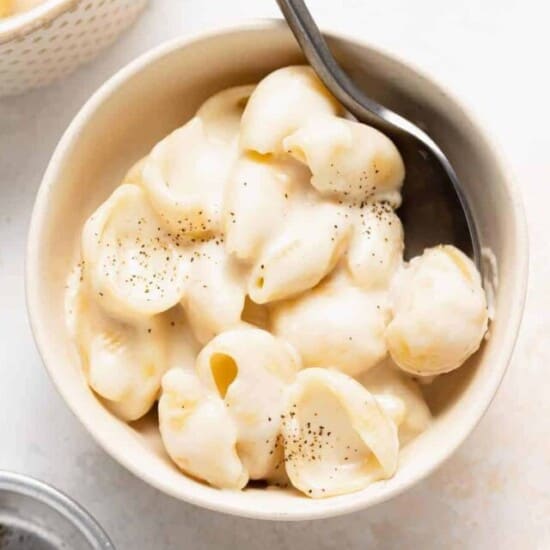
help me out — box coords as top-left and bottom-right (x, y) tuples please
(276, 0), (481, 267)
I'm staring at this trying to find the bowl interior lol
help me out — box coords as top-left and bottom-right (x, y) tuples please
(27, 22), (526, 519)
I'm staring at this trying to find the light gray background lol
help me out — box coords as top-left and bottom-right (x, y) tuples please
(1, 1), (548, 548)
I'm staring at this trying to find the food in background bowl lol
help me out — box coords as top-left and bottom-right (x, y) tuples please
(65, 66), (488, 499)
(0, 0), (43, 17)
(0, 0), (46, 17)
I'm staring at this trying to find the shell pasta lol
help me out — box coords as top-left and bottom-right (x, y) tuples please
(67, 66), (488, 498)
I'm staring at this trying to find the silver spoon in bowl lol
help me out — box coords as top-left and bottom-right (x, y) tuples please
(276, 0), (481, 267)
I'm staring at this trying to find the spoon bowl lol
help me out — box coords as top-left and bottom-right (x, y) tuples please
(277, 0), (480, 264)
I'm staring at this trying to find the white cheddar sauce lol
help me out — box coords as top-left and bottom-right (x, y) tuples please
(66, 66), (488, 498)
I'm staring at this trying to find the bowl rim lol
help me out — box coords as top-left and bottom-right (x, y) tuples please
(0, 470), (114, 548)
(0, 0), (79, 44)
(25, 18), (529, 520)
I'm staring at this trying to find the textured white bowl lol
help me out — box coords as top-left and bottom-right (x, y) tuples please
(26, 21), (528, 520)
(0, 0), (147, 97)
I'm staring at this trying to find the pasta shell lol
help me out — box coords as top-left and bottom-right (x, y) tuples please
(81, 184), (187, 320)
(282, 368), (399, 498)
(159, 369), (248, 489)
(196, 328), (301, 479)
(284, 115), (404, 206)
(240, 66), (340, 154)
(386, 245), (488, 375)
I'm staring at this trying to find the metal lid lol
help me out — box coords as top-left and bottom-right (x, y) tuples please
(0, 471), (114, 549)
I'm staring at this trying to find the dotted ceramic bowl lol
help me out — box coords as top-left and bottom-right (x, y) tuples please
(0, 0), (147, 97)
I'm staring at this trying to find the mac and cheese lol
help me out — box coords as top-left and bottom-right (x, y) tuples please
(66, 66), (488, 498)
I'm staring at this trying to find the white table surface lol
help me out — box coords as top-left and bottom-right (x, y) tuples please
(1, 1), (548, 548)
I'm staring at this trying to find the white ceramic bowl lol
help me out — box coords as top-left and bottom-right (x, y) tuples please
(0, 0), (147, 97)
(26, 21), (528, 520)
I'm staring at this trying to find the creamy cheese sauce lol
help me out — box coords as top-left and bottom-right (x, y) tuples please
(66, 66), (489, 498)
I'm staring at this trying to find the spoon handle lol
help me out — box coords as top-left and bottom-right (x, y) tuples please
(276, 0), (446, 149)
(276, 0), (402, 133)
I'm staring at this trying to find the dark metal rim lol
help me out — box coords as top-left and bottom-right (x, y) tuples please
(0, 471), (114, 549)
